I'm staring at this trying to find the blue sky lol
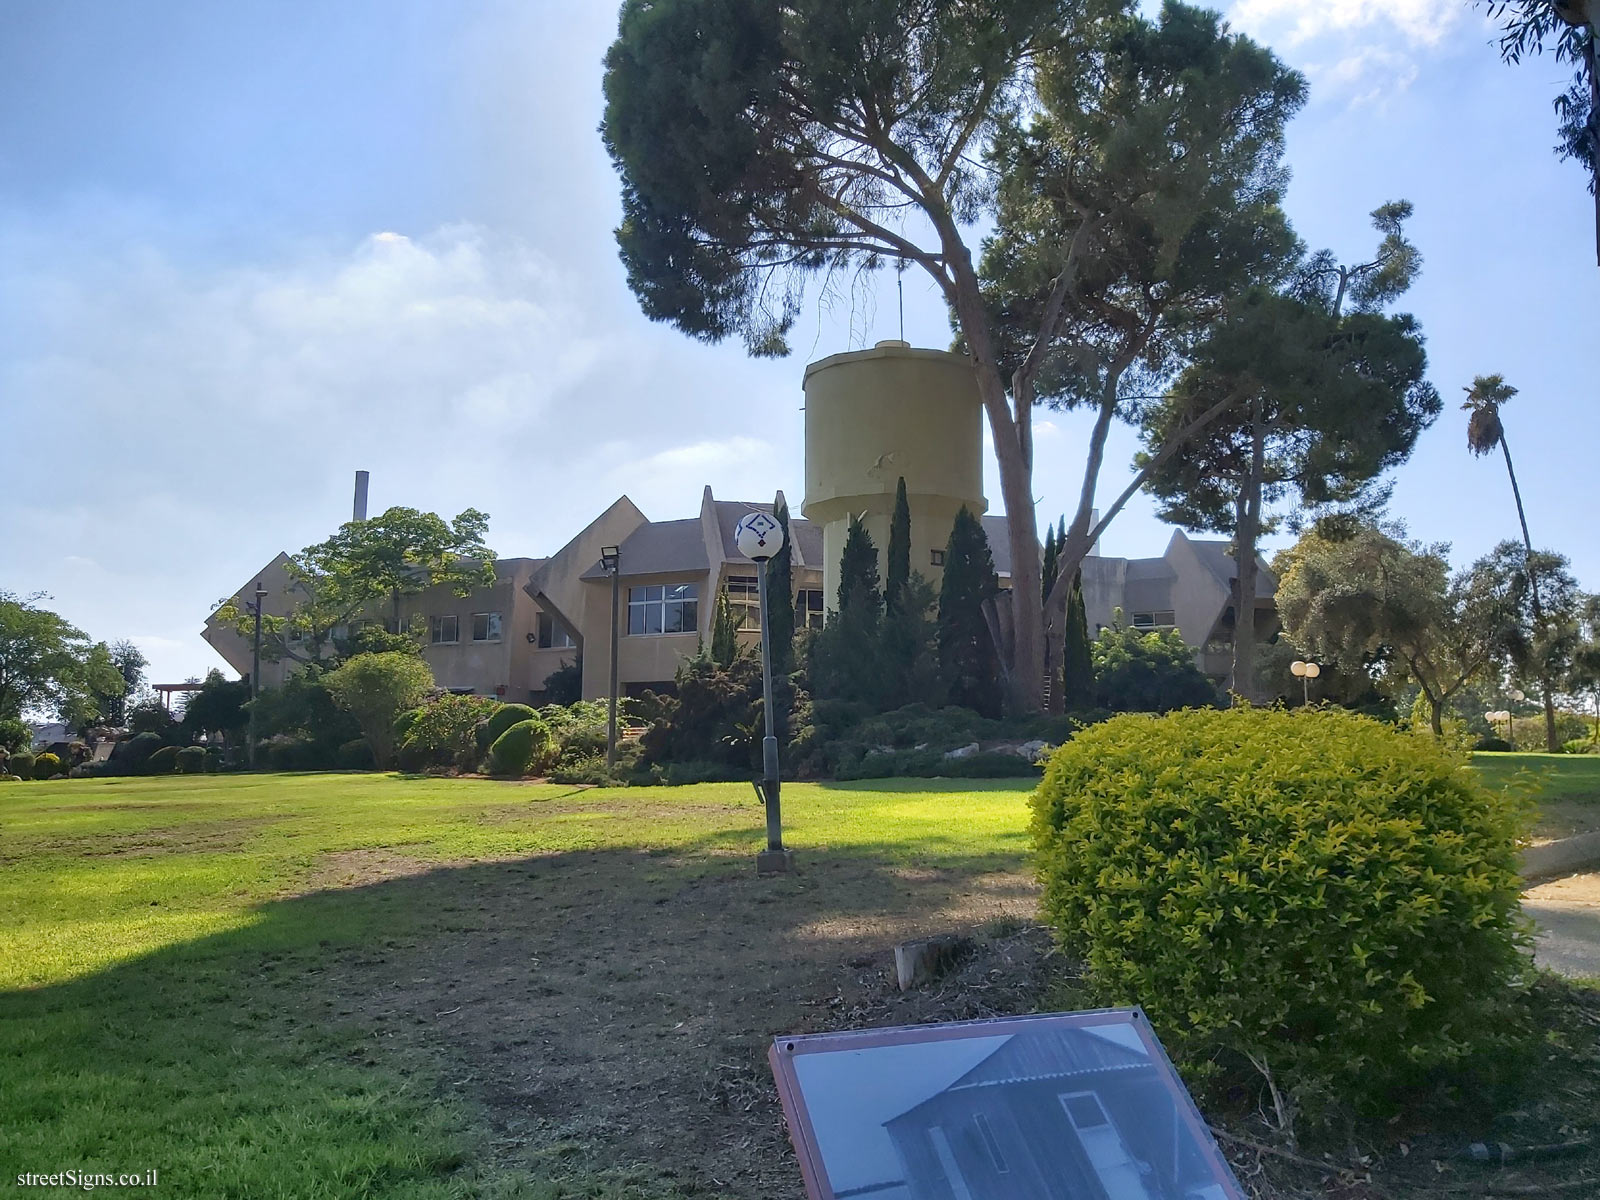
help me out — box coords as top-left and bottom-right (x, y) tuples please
(2, 0), (1595, 685)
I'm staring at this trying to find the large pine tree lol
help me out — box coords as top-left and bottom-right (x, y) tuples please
(766, 494), (795, 675)
(938, 506), (1002, 718)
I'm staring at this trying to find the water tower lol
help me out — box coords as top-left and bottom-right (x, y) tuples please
(802, 341), (987, 609)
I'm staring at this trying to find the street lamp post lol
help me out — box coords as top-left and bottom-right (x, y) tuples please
(601, 546), (621, 769)
(1507, 689), (1525, 751)
(248, 580), (267, 769)
(1289, 659), (1320, 706)
(734, 511), (793, 875)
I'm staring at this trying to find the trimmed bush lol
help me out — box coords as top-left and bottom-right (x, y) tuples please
(337, 738), (376, 770)
(260, 735), (326, 772)
(1032, 705), (1531, 1124)
(144, 746), (180, 774)
(488, 717), (554, 777)
(32, 752), (63, 779)
(9, 752), (35, 780)
(175, 746), (207, 774)
(1474, 735), (1513, 752)
(117, 732), (163, 771)
(480, 703), (537, 752)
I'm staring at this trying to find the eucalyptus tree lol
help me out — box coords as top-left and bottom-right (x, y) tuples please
(1479, 1), (1599, 263)
(1138, 203), (1439, 700)
(601, 0), (1304, 711)
(1478, 540), (1584, 750)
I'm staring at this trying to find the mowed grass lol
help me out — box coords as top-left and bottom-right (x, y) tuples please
(0, 773), (1036, 1198)
(1471, 752), (1600, 839)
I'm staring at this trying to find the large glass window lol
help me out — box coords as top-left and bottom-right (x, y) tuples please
(796, 588), (825, 631)
(429, 614), (460, 645)
(726, 576), (760, 629)
(471, 612), (502, 642)
(628, 583), (698, 635)
(536, 611), (574, 649)
(1131, 610), (1176, 629)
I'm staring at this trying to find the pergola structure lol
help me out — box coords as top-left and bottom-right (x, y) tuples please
(152, 682), (206, 710)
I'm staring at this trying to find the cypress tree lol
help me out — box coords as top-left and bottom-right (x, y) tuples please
(837, 513), (881, 616)
(1041, 518), (1059, 604)
(711, 587), (739, 668)
(766, 495), (795, 674)
(886, 476), (911, 612)
(937, 506), (1002, 717)
(1061, 568), (1094, 708)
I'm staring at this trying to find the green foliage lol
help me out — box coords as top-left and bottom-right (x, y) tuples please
(886, 477), (911, 610)
(540, 658), (583, 706)
(1061, 571), (1094, 709)
(250, 670), (361, 763)
(31, 752), (63, 779)
(144, 746), (179, 775)
(180, 670), (251, 745)
(1475, 735), (1513, 752)
(1092, 620), (1216, 712)
(766, 496), (795, 675)
(1561, 738), (1598, 755)
(836, 513), (880, 615)
(1032, 706), (1533, 1123)
(710, 588), (740, 669)
(0, 591), (124, 724)
(259, 735), (324, 772)
(127, 701), (178, 739)
(0, 717), (30, 753)
(116, 733), (162, 771)
(937, 507), (1002, 718)
(174, 746), (207, 774)
(398, 693), (499, 773)
(537, 700), (618, 766)
(337, 738), (376, 770)
(322, 652), (435, 770)
(639, 652), (790, 772)
(9, 752), (35, 779)
(487, 718), (554, 778)
(479, 703), (537, 752)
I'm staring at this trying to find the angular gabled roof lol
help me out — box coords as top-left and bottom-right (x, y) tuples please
(579, 517), (709, 580)
(1184, 534), (1277, 598)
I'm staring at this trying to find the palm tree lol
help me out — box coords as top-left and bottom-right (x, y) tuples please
(1464, 374), (1560, 750)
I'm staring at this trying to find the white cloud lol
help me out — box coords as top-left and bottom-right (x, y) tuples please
(1304, 45), (1421, 107)
(1228, 0), (1463, 47)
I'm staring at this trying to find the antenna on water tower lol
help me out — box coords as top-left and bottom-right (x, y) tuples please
(896, 257), (906, 342)
(353, 470), (369, 522)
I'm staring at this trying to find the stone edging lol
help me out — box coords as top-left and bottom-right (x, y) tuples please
(1521, 830), (1600, 884)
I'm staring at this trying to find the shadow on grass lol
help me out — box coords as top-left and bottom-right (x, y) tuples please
(0, 835), (1034, 1200)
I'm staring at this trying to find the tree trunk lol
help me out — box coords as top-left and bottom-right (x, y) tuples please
(1230, 407), (1266, 703)
(1499, 434), (1558, 751)
(1430, 693), (1444, 737)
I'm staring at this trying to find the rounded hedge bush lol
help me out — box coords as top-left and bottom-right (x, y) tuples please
(1032, 705), (1530, 1120)
(175, 746), (207, 774)
(9, 752), (36, 780)
(32, 752), (63, 779)
(118, 732), (163, 769)
(488, 717), (553, 777)
(480, 703), (537, 752)
(144, 745), (180, 774)
(337, 738), (376, 771)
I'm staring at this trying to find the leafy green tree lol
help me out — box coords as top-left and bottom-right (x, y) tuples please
(710, 587), (740, 669)
(180, 670), (251, 747)
(886, 477), (911, 612)
(84, 640), (148, 727)
(602, 0), (1305, 712)
(1062, 570), (1095, 709)
(1478, 1), (1598, 263)
(1478, 541), (1586, 750)
(213, 507), (496, 666)
(1568, 594), (1600, 746)
(1091, 619), (1215, 713)
(323, 652), (434, 770)
(937, 506), (1002, 718)
(0, 592), (123, 723)
(1275, 525), (1519, 736)
(766, 495), (796, 674)
(1141, 205), (1439, 700)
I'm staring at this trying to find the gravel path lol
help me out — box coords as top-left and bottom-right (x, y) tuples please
(1524, 871), (1600, 978)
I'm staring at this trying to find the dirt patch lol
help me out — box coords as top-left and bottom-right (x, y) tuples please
(6, 817), (274, 863)
(306, 848), (444, 890)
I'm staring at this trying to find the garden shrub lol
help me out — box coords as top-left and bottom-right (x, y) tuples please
(488, 717), (554, 777)
(144, 746), (179, 774)
(337, 738), (376, 770)
(174, 746), (207, 774)
(117, 732), (163, 771)
(1561, 737), (1598, 755)
(8, 752), (34, 779)
(479, 703), (537, 753)
(835, 747), (1041, 781)
(1474, 735), (1512, 752)
(1091, 624), (1217, 712)
(31, 752), (63, 779)
(260, 734), (326, 772)
(1032, 705), (1531, 1125)
(398, 693), (498, 772)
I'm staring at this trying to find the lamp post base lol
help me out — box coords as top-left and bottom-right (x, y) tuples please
(756, 848), (796, 876)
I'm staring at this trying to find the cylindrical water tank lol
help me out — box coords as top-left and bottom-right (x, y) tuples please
(802, 342), (987, 607)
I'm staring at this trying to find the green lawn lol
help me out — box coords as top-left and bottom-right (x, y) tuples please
(1470, 752), (1600, 839)
(0, 773), (1036, 1198)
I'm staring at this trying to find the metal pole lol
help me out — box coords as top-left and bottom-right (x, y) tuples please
(606, 564), (620, 769)
(1301, 676), (1309, 707)
(757, 566), (782, 853)
(249, 581), (263, 770)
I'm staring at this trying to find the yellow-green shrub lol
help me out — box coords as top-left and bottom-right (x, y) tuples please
(1031, 706), (1531, 1121)
(487, 718), (554, 777)
(32, 752), (63, 779)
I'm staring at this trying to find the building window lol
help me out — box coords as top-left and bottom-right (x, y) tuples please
(429, 614), (460, 645)
(797, 588), (825, 631)
(471, 612), (502, 642)
(536, 611), (574, 649)
(627, 583), (698, 635)
(929, 549), (946, 567)
(974, 1113), (1009, 1174)
(1131, 610), (1176, 629)
(726, 576), (761, 629)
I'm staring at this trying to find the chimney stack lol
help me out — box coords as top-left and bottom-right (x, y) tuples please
(353, 470), (369, 522)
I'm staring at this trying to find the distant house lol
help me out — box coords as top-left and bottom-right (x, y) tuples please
(883, 1029), (1224, 1200)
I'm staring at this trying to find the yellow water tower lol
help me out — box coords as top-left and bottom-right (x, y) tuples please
(802, 341), (987, 609)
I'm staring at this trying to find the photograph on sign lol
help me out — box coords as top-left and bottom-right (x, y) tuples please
(769, 1008), (1240, 1200)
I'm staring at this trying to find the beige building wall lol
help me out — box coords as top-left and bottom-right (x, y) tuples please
(803, 341), (987, 608)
